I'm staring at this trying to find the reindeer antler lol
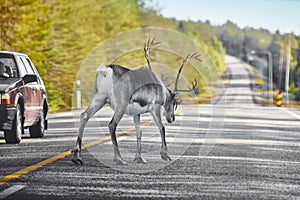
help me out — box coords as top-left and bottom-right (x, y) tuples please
(176, 79), (198, 92)
(174, 53), (202, 93)
(161, 74), (172, 88)
(144, 37), (161, 70)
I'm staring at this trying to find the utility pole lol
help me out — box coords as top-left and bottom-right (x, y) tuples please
(250, 50), (273, 106)
(285, 35), (291, 106)
(267, 51), (273, 106)
(278, 43), (284, 91)
(260, 39), (284, 91)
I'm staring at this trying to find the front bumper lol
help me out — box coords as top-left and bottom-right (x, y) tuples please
(0, 105), (16, 130)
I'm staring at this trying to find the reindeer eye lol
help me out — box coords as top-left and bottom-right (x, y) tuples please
(174, 100), (178, 110)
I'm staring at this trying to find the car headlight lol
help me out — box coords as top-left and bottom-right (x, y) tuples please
(1, 93), (11, 105)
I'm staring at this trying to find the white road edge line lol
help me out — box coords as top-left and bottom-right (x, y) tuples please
(282, 107), (300, 120)
(0, 185), (26, 199)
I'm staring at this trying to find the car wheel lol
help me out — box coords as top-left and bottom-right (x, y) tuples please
(4, 104), (23, 144)
(29, 108), (45, 138)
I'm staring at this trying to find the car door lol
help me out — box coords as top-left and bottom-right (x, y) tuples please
(24, 57), (43, 114)
(16, 56), (41, 126)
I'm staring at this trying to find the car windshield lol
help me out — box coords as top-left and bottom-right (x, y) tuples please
(0, 54), (19, 78)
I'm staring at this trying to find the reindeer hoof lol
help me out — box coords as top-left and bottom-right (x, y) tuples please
(134, 156), (147, 164)
(71, 149), (83, 165)
(160, 152), (172, 161)
(113, 157), (127, 165)
(72, 157), (83, 165)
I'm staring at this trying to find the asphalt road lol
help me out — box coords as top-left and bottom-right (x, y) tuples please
(0, 55), (300, 199)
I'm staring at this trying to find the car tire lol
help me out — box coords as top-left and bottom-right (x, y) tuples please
(4, 104), (23, 144)
(29, 108), (45, 138)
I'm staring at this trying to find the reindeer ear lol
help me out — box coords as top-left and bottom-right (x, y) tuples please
(171, 91), (178, 98)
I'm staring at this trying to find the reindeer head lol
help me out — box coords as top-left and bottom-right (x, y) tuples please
(144, 38), (201, 123)
(164, 53), (201, 123)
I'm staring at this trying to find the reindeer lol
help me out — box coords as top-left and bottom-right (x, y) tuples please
(71, 38), (201, 165)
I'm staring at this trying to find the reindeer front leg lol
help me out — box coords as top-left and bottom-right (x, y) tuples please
(133, 114), (147, 164)
(150, 106), (172, 161)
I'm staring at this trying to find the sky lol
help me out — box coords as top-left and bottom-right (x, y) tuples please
(146, 0), (300, 35)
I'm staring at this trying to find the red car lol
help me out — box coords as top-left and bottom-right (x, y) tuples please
(0, 51), (48, 143)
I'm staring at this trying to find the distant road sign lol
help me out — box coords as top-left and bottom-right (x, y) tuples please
(256, 79), (264, 84)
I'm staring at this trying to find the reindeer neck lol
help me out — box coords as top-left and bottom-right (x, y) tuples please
(163, 89), (173, 107)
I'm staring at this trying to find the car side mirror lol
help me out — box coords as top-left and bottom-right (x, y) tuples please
(23, 74), (37, 84)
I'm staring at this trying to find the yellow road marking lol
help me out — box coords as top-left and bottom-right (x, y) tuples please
(0, 108), (186, 186)
(0, 151), (71, 185)
(0, 121), (153, 186)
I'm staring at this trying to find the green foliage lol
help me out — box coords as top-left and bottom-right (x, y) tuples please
(2, 0), (299, 110)
(289, 82), (300, 100)
(43, 0), (143, 111)
(139, 9), (226, 101)
(0, 0), (51, 78)
(141, 10), (225, 73)
(1, 0), (227, 111)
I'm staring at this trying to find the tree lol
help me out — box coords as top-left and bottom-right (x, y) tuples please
(44, 0), (143, 111)
(0, 0), (50, 78)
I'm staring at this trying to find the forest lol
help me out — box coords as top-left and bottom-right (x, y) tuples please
(215, 21), (300, 103)
(0, 0), (299, 111)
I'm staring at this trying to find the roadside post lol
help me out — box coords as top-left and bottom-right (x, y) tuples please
(276, 91), (283, 107)
(76, 80), (81, 110)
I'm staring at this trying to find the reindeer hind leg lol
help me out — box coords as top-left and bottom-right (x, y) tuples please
(133, 114), (147, 164)
(108, 109), (127, 165)
(72, 94), (107, 164)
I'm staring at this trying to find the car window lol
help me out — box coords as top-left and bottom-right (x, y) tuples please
(25, 57), (42, 84)
(20, 57), (35, 75)
(0, 54), (19, 78)
(18, 56), (40, 84)
(16, 56), (28, 76)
